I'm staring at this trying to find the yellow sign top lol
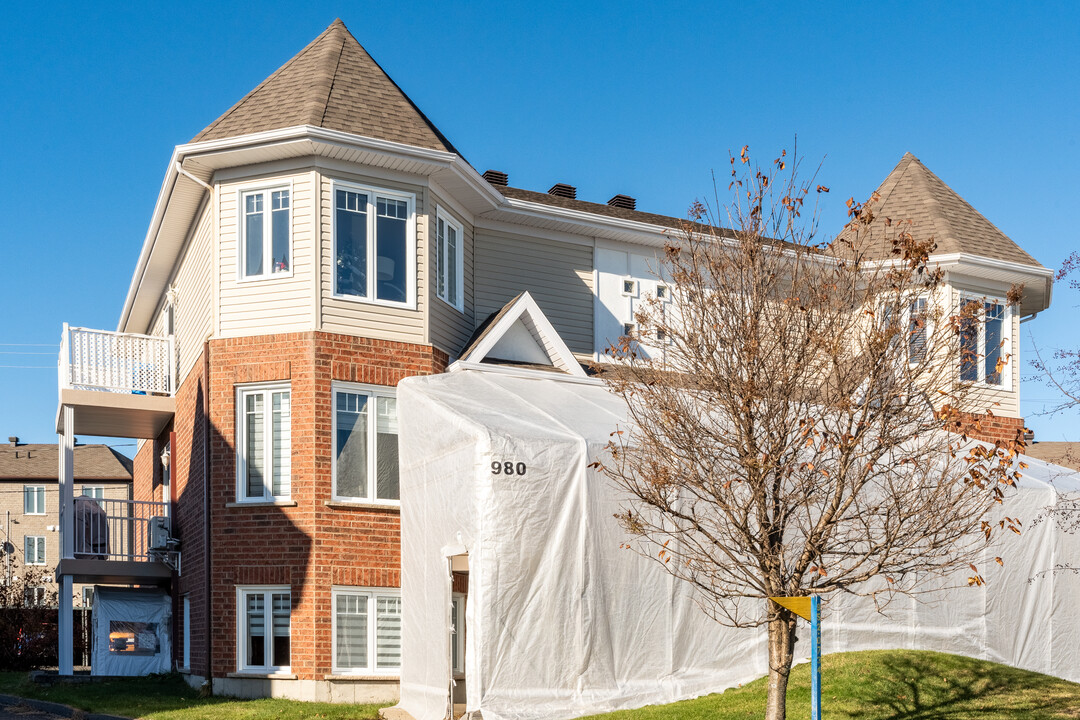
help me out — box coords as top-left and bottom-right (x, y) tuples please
(769, 596), (812, 621)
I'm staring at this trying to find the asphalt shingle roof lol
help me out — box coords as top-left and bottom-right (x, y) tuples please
(192, 19), (458, 154)
(848, 152), (1042, 268)
(0, 444), (133, 481)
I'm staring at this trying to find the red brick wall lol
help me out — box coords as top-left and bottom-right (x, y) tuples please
(203, 331), (447, 680)
(941, 409), (1028, 446)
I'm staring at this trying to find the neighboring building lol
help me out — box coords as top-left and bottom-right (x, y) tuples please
(0, 436), (132, 606)
(51, 18), (1053, 702)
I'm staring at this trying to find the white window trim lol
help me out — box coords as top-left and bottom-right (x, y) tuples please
(451, 592), (466, 676)
(903, 294), (931, 368)
(621, 277), (638, 296)
(330, 586), (402, 676)
(236, 585), (291, 674)
(236, 180), (295, 283)
(330, 179), (417, 310)
(435, 206), (465, 313)
(182, 595), (191, 671)
(959, 294), (1012, 390)
(81, 485), (105, 499)
(25, 535), (46, 565)
(331, 382), (400, 506)
(24, 485), (45, 515)
(235, 382), (292, 503)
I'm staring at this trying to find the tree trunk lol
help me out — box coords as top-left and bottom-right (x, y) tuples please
(764, 609), (798, 720)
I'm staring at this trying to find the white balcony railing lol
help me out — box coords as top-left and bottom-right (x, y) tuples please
(62, 496), (179, 569)
(60, 324), (174, 396)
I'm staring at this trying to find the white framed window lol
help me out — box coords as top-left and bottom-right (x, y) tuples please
(907, 297), (928, 365)
(81, 486), (105, 500)
(655, 283), (669, 301)
(25, 587), (46, 607)
(182, 595), (191, 671)
(23, 485), (45, 515)
(236, 384), (292, 502)
(436, 208), (464, 311)
(239, 186), (291, 280)
(237, 586), (291, 673)
(451, 593), (465, 675)
(333, 383), (399, 504)
(25, 535), (45, 565)
(331, 587), (402, 675)
(621, 278), (637, 296)
(959, 296), (1010, 388)
(82, 587), (95, 607)
(622, 322), (636, 338)
(332, 181), (416, 308)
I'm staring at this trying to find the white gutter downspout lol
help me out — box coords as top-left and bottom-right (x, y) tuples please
(175, 161), (212, 192)
(1020, 313), (1039, 324)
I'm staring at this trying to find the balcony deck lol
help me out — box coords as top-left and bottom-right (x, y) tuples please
(56, 497), (178, 586)
(56, 325), (175, 439)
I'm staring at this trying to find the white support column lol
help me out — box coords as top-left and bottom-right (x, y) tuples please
(58, 405), (75, 676)
(58, 575), (73, 675)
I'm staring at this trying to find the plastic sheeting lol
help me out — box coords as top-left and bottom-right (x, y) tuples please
(92, 586), (172, 676)
(397, 370), (1080, 720)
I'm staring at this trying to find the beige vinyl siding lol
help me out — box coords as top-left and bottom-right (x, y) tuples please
(145, 202), (214, 389)
(951, 280), (1021, 418)
(318, 171), (426, 343)
(428, 192), (475, 357)
(218, 171), (316, 337)
(474, 229), (594, 354)
(172, 203), (214, 382)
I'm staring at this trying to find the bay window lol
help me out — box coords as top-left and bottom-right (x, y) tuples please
(333, 182), (415, 307)
(332, 587), (402, 674)
(333, 384), (399, 503)
(237, 384), (291, 501)
(240, 187), (291, 279)
(436, 208), (464, 311)
(959, 297), (1009, 387)
(238, 587), (290, 673)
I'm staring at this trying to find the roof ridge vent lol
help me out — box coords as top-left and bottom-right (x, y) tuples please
(607, 194), (636, 210)
(548, 183), (577, 199)
(483, 169), (509, 186)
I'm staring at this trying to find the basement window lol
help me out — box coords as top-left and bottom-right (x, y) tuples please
(332, 587), (402, 674)
(238, 587), (291, 673)
(239, 187), (291, 279)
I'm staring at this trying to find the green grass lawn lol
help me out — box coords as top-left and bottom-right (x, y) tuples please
(581, 649), (1080, 720)
(0, 671), (386, 720)
(3, 650), (1079, 720)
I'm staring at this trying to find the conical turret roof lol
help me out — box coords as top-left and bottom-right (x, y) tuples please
(192, 19), (458, 154)
(855, 152), (1040, 267)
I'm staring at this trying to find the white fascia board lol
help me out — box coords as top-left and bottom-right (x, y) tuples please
(495, 198), (677, 246)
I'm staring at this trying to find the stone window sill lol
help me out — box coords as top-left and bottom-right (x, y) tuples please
(325, 501), (400, 512)
(227, 672), (298, 680)
(225, 500), (298, 508)
(324, 674), (400, 682)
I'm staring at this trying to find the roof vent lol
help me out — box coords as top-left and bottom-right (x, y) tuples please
(483, 169), (509, 186)
(8, 436), (17, 447)
(607, 194), (636, 210)
(548, 183), (577, 199)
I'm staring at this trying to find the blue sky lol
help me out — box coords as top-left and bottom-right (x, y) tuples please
(1, 1), (1078, 450)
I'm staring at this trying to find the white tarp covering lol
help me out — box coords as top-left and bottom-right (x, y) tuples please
(397, 369), (1080, 720)
(91, 586), (172, 676)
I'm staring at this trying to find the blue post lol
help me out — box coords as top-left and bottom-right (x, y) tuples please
(811, 595), (821, 720)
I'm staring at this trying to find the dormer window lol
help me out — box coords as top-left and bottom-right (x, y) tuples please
(333, 181), (415, 308)
(240, 188), (291, 279)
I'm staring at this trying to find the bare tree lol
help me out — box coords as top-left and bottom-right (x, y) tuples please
(595, 147), (1026, 720)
